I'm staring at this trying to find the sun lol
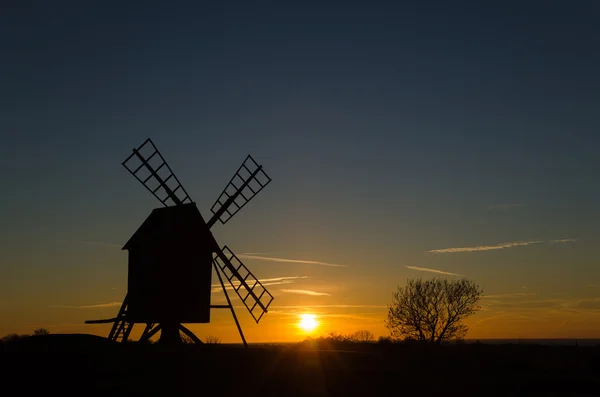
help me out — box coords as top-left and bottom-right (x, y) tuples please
(298, 314), (319, 332)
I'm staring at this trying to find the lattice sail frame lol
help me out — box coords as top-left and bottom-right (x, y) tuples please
(210, 155), (271, 225)
(122, 138), (192, 207)
(214, 246), (274, 323)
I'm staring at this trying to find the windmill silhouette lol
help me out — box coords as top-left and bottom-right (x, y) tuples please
(86, 138), (274, 346)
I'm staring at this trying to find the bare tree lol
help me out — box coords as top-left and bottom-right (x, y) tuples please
(385, 278), (483, 344)
(205, 335), (221, 344)
(351, 330), (374, 343)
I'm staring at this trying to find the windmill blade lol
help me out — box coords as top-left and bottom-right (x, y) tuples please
(207, 155), (271, 228)
(213, 245), (274, 323)
(122, 138), (193, 206)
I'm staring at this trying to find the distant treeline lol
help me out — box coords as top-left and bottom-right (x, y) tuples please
(0, 328), (49, 343)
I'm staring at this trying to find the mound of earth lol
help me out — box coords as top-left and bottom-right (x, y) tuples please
(0, 333), (119, 351)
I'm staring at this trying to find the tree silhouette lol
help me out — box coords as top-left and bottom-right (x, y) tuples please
(325, 332), (351, 343)
(351, 330), (374, 342)
(33, 328), (49, 336)
(0, 333), (25, 343)
(385, 278), (483, 344)
(205, 335), (221, 344)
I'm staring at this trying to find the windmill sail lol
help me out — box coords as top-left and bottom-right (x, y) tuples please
(208, 155), (271, 227)
(122, 138), (192, 207)
(213, 246), (274, 323)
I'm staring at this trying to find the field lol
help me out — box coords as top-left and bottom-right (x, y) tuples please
(1, 334), (599, 396)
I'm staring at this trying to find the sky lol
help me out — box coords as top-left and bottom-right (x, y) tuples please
(1, 0), (600, 342)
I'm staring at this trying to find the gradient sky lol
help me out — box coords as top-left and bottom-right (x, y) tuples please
(1, 1), (600, 342)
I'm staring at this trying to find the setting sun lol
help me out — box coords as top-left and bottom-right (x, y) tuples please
(298, 314), (319, 332)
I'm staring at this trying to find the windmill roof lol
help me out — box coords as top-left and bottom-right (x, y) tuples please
(122, 202), (213, 251)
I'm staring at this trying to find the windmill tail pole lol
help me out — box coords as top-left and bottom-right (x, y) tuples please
(84, 318), (118, 324)
(214, 260), (248, 348)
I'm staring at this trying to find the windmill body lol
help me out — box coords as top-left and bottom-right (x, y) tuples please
(86, 138), (274, 346)
(123, 203), (214, 324)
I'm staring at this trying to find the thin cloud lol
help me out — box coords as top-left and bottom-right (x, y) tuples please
(238, 254), (346, 267)
(48, 302), (122, 309)
(550, 239), (577, 244)
(199, 304), (388, 313)
(267, 309), (382, 322)
(482, 292), (536, 299)
(280, 289), (331, 296)
(212, 280), (294, 293)
(23, 323), (84, 329)
(427, 240), (542, 254)
(475, 314), (513, 325)
(311, 313), (382, 321)
(270, 304), (387, 309)
(405, 265), (463, 277)
(79, 241), (122, 248)
(211, 276), (308, 293)
(211, 275), (307, 288)
(488, 203), (522, 210)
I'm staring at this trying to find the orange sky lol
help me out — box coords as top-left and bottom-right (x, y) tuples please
(1, 186), (599, 342)
(3, 265), (600, 343)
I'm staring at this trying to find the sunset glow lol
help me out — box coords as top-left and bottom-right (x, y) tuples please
(298, 314), (319, 332)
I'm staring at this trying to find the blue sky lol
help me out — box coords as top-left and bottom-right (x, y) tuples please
(1, 0), (599, 341)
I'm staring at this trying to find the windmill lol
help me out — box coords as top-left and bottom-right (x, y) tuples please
(85, 138), (274, 346)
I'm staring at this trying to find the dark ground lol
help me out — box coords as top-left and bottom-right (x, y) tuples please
(1, 334), (599, 396)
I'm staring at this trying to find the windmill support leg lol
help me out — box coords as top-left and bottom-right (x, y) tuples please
(108, 294), (129, 342)
(140, 323), (158, 342)
(122, 322), (134, 342)
(145, 324), (162, 341)
(214, 261), (248, 348)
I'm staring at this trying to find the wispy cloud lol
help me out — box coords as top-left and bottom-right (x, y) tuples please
(48, 302), (122, 309)
(200, 304), (388, 314)
(238, 254), (346, 267)
(280, 289), (331, 296)
(23, 323), (84, 329)
(314, 313), (383, 321)
(211, 276), (308, 293)
(550, 239), (577, 244)
(79, 241), (122, 248)
(488, 203), (522, 210)
(477, 296), (600, 324)
(271, 304), (387, 309)
(427, 240), (542, 254)
(482, 292), (536, 299)
(405, 266), (463, 277)
(266, 310), (383, 322)
(428, 238), (577, 254)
